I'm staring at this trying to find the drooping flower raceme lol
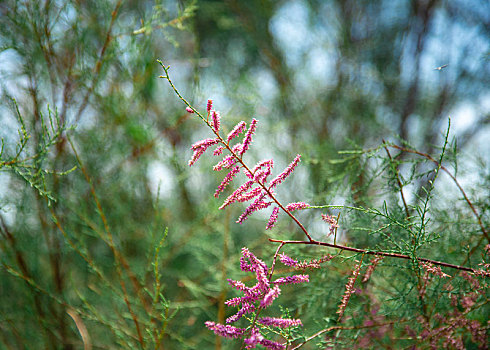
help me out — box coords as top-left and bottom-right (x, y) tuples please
(205, 247), (308, 349)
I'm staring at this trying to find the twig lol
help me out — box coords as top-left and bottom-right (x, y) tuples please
(75, 0), (123, 123)
(383, 140), (410, 218)
(388, 144), (488, 243)
(67, 137), (145, 347)
(268, 239), (476, 273)
(290, 320), (402, 349)
(158, 61), (313, 241)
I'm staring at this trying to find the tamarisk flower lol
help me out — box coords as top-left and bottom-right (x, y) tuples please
(204, 322), (245, 339)
(188, 138), (219, 166)
(244, 328), (284, 350)
(278, 252), (335, 270)
(185, 100), (307, 229)
(206, 247), (307, 349)
(269, 155), (301, 189)
(227, 121), (247, 143)
(420, 262), (450, 278)
(285, 202), (309, 212)
(362, 255), (384, 282)
(213, 145), (224, 156)
(215, 166), (240, 198)
(266, 207), (280, 230)
(240, 118), (258, 156)
(322, 214), (339, 237)
(337, 260), (362, 320)
(295, 254), (334, 270)
(273, 275), (309, 285)
(258, 317), (302, 328)
(211, 110), (220, 133)
(279, 253), (298, 267)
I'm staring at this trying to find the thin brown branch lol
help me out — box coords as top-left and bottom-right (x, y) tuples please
(388, 144), (488, 243)
(290, 320), (402, 350)
(383, 140), (410, 218)
(269, 239), (476, 273)
(0, 214), (57, 346)
(75, 0), (122, 123)
(67, 137), (145, 347)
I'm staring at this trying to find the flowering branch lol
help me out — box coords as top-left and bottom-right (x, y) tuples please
(158, 61), (312, 241)
(158, 61), (483, 275)
(268, 239), (477, 273)
(205, 247), (308, 349)
(158, 60), (488, 349)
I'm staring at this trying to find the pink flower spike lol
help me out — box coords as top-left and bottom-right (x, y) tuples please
(188, 148), (206, 166)
(225, 297), (244, 306)
(237, 197), (272, 224)
(205, 322), (245, 339)
(322, 214), (339, 236)
(226, 303), (255, 324)
(228, 279), (247, 292)
(273, 274), (309, 285)
(279, 253), (298, 267)
(219, 180), (254, 209)
(270, 154), (301, 189)
(215, 166), (241, 198)
(207, 99), (213, 114)
(261, 285), (281, 308)
(226, 121), (247, 143)
(185, 106), (194, 114)
(189, 138), (220, 166)
(240, 118), (258, 156)
(258, 317), (302, 328)
(213, 145), (224, 156)
(241, 247), (268, 272)
(362, 256), (384, 282)
(266, 207), (280, 230)
(251, 159), (274, 175)
(337, 261), (362, 319)
(236, 187), (262, 203)
(231, 142), (243, 155)
(213, 155), (237, 171)
(211, 110), (220, 133)
(244, 328), (263, 348)
(285, 202), (309, 212)
(251, 159), (274, 183)
(321, 214), (338, 226)
(420, 262), (451, 278)
(259, 338), (285, 350)
(191, 138), (219, 150)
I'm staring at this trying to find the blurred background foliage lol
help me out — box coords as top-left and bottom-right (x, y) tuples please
(0, 0), (488, 348)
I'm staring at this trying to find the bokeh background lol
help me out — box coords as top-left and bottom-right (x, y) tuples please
(0, 0), (488, 348)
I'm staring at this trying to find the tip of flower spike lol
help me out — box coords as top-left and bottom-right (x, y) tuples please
(285, 202), (309, 212)
(279, 253), (298, 267)
(211, 110), (221, 133)
(240, 118), (258, 156)
(185, 106), (194, 114)
(266, 207), (279, 230)
(207, 99), (213, 113)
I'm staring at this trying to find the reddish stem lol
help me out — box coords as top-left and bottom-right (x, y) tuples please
(269, 239), (477, 273)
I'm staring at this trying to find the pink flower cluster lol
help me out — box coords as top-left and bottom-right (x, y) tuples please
(362, 255), (384, 282)
(337, 260), (362, 320)
(186, 100), (307, 228)
(205, 247), (307, 349)
(294, 254), (334, 270)
(321, 214), (339, 237)
(420, 262), (451, 279)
